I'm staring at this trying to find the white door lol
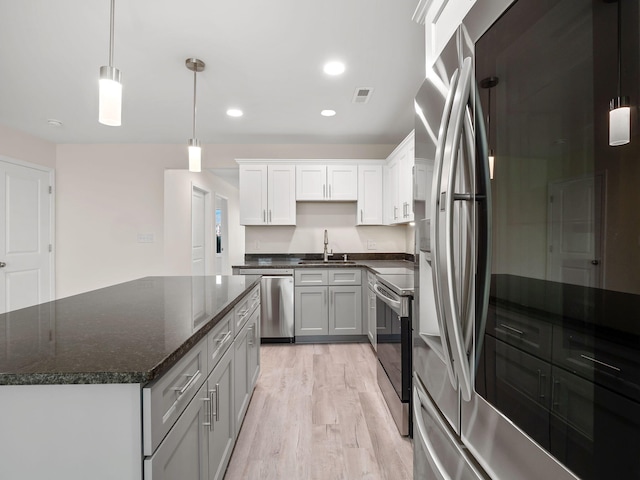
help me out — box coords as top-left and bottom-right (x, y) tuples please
(191, 187), (206, 276)
(0, 159), (53, 314)
(547, 175), (604, 287)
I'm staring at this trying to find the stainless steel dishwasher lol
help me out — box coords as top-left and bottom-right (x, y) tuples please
(237, 269), (294, 343)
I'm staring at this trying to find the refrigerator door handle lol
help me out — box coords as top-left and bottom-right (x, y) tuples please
(429, 67), (460, 389)
(440, 56), (474, 402)
(413, 379), (451, 480)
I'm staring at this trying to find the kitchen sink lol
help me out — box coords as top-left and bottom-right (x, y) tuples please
(297, 260), (356, 265)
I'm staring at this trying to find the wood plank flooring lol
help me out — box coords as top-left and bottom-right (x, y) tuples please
(224, 343), (413, 480)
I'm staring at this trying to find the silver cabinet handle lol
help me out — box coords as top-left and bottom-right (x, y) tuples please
(0, 262), (5, 268)
(263, 210), (266, 223)
(172, 370), (201, 397)
(551, 379), (561, 410)
(394, 206), (398, 220)
(248, 324), (255, 346)
(500, 323), (524, 336)
(269, 210), (272, 222)
(537, 370), (546, 400)
(237, 308), (250, 318)
(360, 209), (363, 223)
(323, 184), (326, 198)
(202, 396), (211, 428)
(580, 354), (621, 372)
(329, 184), (332, 198)
(214, 384), (220, 422)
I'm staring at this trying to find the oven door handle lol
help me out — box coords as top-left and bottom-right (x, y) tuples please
(373, 283), (401, 310)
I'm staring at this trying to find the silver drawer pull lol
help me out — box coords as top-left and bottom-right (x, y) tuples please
(237, 308), (250, 317)
(210, 385), (220, 422)
(214, 330), (232, 349)
(172, 370), (200, 397)
(248, 324), (255, 346)
(202, 396), (211, 428)
(580, 354), (621, 372)
(500, 323), (524, 336)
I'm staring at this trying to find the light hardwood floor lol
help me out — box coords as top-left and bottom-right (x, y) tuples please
(224, 343), (413, 480)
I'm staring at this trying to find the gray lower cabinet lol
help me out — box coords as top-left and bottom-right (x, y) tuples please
(144, 383), (210, 480)
(295, 286), (329, 335)
(145, 288), (260, 480)
(234, 308), (261, 436)
(329, 286), (362, 334)
(294, 269), (363, 336)
(208, 346), (235, 480)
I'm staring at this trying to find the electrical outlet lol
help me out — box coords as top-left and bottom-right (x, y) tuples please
(367, 239), (377, 250)
(137, 233), (155, 243)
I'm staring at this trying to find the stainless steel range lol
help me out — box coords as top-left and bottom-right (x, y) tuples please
(373, 272), (413, 436)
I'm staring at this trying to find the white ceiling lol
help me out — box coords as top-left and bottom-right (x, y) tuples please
(0, 0), (424, 145)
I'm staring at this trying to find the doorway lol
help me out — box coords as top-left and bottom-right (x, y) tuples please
(191, 186), (209, 276)
(0, 158), (54, 313)
(215, 195), (229, 275)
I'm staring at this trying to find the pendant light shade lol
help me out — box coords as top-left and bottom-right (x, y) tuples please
(98, 0), (122, 126)
(609, 0), (630, 146)
(186, 58), (205, 173)
(610, 96), (630, 146)
(480, 76), (499, 180)
(188, 138), (202, 173)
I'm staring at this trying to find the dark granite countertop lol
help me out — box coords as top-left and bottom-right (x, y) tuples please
(0, 275), (261, 386)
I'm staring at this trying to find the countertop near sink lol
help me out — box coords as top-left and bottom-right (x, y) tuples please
(0, 275), (261, 386)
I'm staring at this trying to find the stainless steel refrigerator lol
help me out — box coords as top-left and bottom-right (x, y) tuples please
(413, 0), (640, 478)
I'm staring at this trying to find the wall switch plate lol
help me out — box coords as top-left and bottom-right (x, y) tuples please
(367, 239), (377, 250)
(137, 233), (155, 243)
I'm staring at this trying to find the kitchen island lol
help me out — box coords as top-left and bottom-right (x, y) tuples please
(0, 275), (261, 480)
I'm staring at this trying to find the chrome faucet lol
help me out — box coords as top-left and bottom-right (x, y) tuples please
(323, 229), (333, 262)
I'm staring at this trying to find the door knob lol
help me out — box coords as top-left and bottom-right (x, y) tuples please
(0, 262), (5, 268)
(591, 260), (600, 265)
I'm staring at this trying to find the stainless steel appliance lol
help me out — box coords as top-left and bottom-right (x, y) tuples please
(373, 273), (413, 436)
(237, 269), (294, 343)
(414, 0), (640, 478)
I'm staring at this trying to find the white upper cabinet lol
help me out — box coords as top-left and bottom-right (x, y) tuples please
(296, 164), (357, 201)
(384, 131), (415, 225)
(239, 164), (296, 225)
(415, 0), (477, 69)
(357, 164), (383, 225)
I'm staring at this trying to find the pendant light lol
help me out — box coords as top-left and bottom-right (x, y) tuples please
(98, 0), (122, 126)
(609, 0), (630, 146)
(186, 58), (205, 172)
(480, 76), (499, 179)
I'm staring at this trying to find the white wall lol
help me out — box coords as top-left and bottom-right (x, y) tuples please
(0, 124), (56, 169)
(245, 202), (408, 254)
(54, 143), (396, 298)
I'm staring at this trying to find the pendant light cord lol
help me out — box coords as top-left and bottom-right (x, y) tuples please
(616, 0), (622, 98)
(487, 87), (492, 152)
(108, 0), (115, 67)
(192, 69), (197, 138)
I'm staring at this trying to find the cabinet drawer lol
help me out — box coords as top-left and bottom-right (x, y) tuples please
(552, 326), (640, 399)
(143, 337), (208, 456)
(328, 269), (361, 286)
(486, 306), (552, 361)
(234, 285), (260, 333)
(295, 269), (328, 286)
(208, 311), (233, 374)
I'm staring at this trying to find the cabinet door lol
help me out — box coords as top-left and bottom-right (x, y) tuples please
(422, 0), (477, 68)
(208, 346), (234, 480)
(398, 135), (415, 222)
(234, 320), (250, 434)
(327, 165), (357, 200)
(367, 288), (377, 349)
(329, 286), (362, 335)
(144, 383), (209, 480)
(239, 165), (267, 225)
(384, 156), (399, 224)
(267, 165), (296, 225)
(295, 286), (328, 335)
(296, 165), (326, 200)
(357, 164), (383, 225)
(247, 309), (260, 390)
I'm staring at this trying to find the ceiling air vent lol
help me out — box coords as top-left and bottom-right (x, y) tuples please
(352, 87), (374, 104)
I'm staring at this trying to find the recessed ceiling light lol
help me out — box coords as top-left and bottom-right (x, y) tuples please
(323, 61), (345, 76)
(46, 119), (63, 127)
(226, 108), (243, 117)
(321, 110), (336, 117)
